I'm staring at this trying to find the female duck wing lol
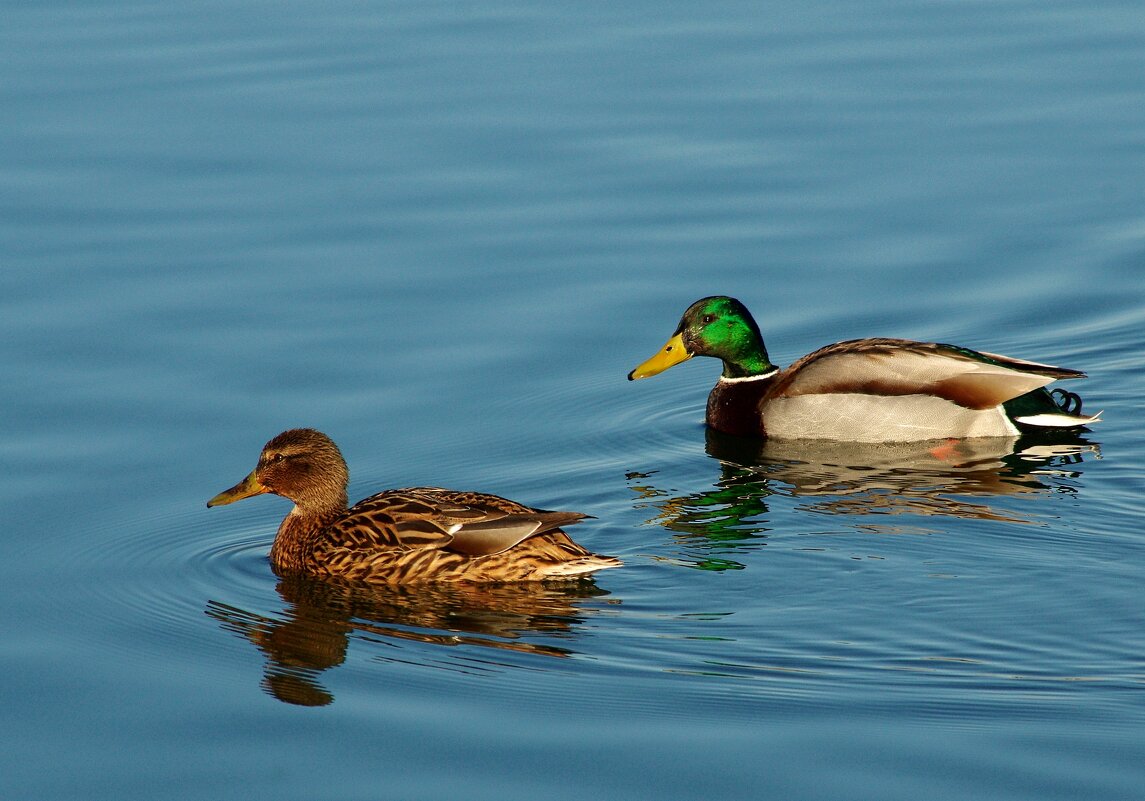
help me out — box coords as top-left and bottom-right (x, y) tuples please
(771, 338), (1081, 408)
(332, 488), (587, 558)
(442, 511), (588, 556)
(409, 488), (588, 556)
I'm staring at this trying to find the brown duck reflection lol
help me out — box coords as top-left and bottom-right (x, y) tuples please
(629, 429), (1099, 569)
(206, 574), (612, 706)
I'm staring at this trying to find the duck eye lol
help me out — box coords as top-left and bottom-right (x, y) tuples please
(267, 453), (285, 464)
(702, 314), (714, 324)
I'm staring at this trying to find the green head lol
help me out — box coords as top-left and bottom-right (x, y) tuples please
(628, 296), (775, 380)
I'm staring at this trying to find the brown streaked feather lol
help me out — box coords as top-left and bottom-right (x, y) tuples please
(320, 488), (586, 554)
(280, 487), (613, 583)
(213, 429), (620, 583)
(309, 529), (617, 584)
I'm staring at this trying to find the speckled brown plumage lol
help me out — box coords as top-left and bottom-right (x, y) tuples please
(208, 429), (620, 584)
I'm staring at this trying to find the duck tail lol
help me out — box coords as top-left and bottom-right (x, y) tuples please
(539, 555), (623, 578)
(1007, 388), (1102, 430)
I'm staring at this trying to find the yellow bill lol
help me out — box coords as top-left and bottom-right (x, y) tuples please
(627, 332), (693, 380)
(207, 469), (269, 508)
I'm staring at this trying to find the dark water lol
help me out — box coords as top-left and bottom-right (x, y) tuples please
(4, 2), (1144, 799)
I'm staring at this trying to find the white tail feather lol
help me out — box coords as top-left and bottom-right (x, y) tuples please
(1014, 410), (1103, 428)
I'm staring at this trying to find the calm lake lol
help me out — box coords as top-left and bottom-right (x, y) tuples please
(3, 1), (1144, 799)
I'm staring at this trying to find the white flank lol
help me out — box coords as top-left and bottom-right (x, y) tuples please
(762, 393), (1021, 442)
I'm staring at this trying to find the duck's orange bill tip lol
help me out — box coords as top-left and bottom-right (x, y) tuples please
(627, 333), (692, 380)
(207, 470), (268, 508)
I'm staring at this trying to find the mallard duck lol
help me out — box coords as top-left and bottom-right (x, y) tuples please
(207, 428), (620, 583)
(628, 296), (1101, 442)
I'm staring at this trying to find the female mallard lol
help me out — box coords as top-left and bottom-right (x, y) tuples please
(207, 428), (620, 583)
(628, 296), (1100, 442)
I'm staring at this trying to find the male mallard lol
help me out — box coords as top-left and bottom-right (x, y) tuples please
(207, 428), (620, 583)
(628, 296), (1100, 442)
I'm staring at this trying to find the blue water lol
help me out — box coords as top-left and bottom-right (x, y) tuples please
(3, 1), (1144, 799)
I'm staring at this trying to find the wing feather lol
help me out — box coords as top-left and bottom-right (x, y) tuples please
(329, 488), (586, 557)
(773, 339), (1068, 409)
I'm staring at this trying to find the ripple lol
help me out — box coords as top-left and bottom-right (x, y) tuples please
(42, 413), (1134, 717)
(498, 365), (709, 465)
(57, 501), (278, 654)
(57, 497), (631, 704)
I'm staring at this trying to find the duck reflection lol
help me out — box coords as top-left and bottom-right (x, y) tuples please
(206, 574), (611, 706)
(629, 429), (1099, 569)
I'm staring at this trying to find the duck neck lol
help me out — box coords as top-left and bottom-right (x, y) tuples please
(720, 347), (777, 379)
(705, 322), (775, 379)
(708, 369), (777, 437)
(269, 501), (345, 573)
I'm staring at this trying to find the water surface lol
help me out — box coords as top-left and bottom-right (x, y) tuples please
(3, 1), (1144, 799)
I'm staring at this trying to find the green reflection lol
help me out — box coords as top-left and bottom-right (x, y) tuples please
(630, 428), (1099, 570)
